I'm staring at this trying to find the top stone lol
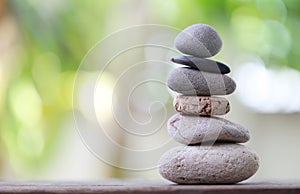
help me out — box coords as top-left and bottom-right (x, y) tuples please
(175, 24), (222, 58)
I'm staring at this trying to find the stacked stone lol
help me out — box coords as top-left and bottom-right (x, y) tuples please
(158, 24), (259, 184)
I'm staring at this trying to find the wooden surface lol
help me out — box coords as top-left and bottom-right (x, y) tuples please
(1, 179), (300, 194)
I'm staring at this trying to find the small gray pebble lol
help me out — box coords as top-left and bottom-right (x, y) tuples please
(167, 67), (236, 95)
(158, 144), (259, 184)
(167, 113), (250, 144)
(171, 56), (230, 74)
(175, 24), (222, 58)
(174, 95), (230, 116)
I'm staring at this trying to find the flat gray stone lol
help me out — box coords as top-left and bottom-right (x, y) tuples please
(174, 24), (222, 58)
(171, 56), (230, 74)
(167, 67), (236, 95)
(174, 95), (230, 116)
(167, 113), (250, 144)
(158, 144), (259, 184)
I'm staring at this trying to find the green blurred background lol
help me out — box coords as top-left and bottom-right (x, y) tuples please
(1, 0), (300, 180)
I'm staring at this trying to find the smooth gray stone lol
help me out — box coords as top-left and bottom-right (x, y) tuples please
(167, 67), (236, 95)
(175, 24), (222, 58)
(173, 95), (230, 116)
(171, 56), (230, 74)
(158, 144), (259, 184)
(167, 113), (250, 144)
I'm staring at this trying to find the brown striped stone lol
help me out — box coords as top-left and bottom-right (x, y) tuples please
(174, 95), (230, 116)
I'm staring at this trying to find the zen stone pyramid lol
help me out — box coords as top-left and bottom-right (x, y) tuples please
(158, 24), (259, 184)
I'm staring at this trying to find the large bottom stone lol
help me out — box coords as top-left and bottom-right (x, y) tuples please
(158, 144), (259, 184)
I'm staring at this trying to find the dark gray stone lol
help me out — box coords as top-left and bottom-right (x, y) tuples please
(171, 56), (230, 74)
(167, 67), (236, 95)
(175, 24), (222, 58)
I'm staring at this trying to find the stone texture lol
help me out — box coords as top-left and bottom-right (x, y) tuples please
(174, 24), (222, 58)
(158, 144), (259, 184)
(171, 56), (230, 74)
(167, 67), (236, 95)
(167, 113), (250, 144)
(174, 95), (230, 116)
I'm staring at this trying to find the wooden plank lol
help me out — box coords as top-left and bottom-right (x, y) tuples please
(0, 179), (300, 194)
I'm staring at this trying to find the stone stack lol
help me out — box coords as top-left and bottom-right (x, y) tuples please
(158, 24), (259, 184)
